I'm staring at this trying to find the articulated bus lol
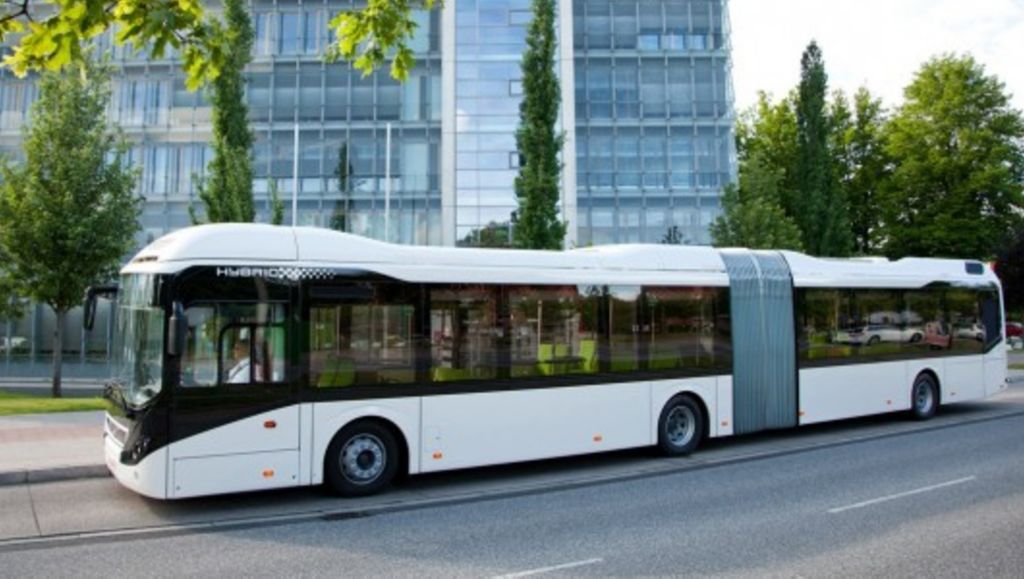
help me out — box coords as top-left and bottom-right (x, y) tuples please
(94, 224), (1007, 499)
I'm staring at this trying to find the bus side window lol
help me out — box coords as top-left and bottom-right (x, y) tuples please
(180, 303), (286, 387)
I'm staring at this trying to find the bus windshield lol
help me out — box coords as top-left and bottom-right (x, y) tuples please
(112, 274), (164, 407)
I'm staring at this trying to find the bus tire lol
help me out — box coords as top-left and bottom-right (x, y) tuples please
(657, 395), (704, 456)
(910, 373), (938, 420)
(325, 421), (399, 497)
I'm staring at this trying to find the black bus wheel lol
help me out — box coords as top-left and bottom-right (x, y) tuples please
(657, 395), (705, 456)
(910, 374), (939, 420)
(325, 421), (399, 497)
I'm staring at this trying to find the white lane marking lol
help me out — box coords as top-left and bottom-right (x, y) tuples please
(828, 476), (977, 514)
(492, 558), (604, 579)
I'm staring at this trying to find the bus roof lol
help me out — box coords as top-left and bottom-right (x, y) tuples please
(121, 224), (998, 289)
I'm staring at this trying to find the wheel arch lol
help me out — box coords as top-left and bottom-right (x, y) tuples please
(324, 415), (411, 483)
(658, 388), (712, 442)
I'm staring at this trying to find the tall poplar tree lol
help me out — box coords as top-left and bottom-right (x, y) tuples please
(0, 61), (141, 397)
(512, 0), (566, 250)
(831, 88), (889, 254)
(192, 0), (256, 223)
(795, 41), (852, 256)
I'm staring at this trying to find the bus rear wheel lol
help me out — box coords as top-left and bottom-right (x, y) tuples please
(657, 395), (705, 456)
(325, 421), (399, 497)
(910, 374), (938, 420)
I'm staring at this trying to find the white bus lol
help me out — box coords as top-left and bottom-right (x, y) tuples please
(94, 224), (1007, 499)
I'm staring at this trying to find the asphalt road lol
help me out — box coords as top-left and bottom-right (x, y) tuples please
(2, 405), (1024, 576)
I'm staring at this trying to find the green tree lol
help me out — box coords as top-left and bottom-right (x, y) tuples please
(831, 88), (890, 255)
(0, 61), (142, 397)
(1, 0), (435, 87)
(326, 0), (440, 81)
(995, 229), (1024, 316)
(0, 256), (25, 322)
(737, 91), (799, 199)
(661, 225), (687, 245)
(329, 143), (356, 232)
(460, 221), (513, 248)
(882, 54), (1024, 259)
(191, 0), (255, 224)
(512, 0), (565, 250)
(795, 41), (852, 256)
(711, 151), (804, 251)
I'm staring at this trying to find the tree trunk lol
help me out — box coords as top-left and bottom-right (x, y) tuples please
(51, 308), (64, 399)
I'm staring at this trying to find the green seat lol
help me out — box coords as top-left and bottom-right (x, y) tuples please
(537, 343), (555, 376)
(317, 356), (355, 387)
(432, 367), (478, 382)
(576, 339), (597, 373)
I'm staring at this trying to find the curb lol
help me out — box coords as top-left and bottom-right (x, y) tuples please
(0, 464), (109, 487)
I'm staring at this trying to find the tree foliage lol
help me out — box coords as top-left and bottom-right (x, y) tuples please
(995, 229), (1024, 316)
(1, 0), (224, 90)
(795, 41), (852, 256)
(1, 0), (435, 89)
(329, 143), (356, 232)
(512, 0), (565, 250)
(881, 55), (1024, 259)
(326, 0), (440, 81)
(460, 221), (512, 248)
(711, 151), (804, 251)
(191, 0), (255, 224)
(0, 60), (142, 396)
(830, 88), (890, 255)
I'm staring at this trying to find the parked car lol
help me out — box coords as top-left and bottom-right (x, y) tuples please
(0, 336), (27, 353)
(954, 322), (984, 341)
(833, 324), (924, 345)
(1006, 321), (1023, 338)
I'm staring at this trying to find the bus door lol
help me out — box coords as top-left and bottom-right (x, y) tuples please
(169, 298), (300, 498)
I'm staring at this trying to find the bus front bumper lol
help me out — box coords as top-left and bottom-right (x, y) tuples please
(104, 416), (169, 500)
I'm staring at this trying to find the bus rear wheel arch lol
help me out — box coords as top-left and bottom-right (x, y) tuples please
(657, 394), (706, 456)
(324, 419), (405, 497)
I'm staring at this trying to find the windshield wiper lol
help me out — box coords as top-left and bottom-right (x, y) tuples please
(103, 380), (135, 419)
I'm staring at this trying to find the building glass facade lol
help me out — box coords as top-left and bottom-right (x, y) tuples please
(0, 0), (734, 375)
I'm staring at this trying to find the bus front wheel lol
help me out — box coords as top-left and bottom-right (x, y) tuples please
(325, 421), (400, 497)
(657, 395), (705, 456)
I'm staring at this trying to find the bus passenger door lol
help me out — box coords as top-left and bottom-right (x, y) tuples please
(169, 300), (300, 498)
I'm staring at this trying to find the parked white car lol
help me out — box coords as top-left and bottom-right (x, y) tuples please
(834, 324), (924, 345)
(0, 336), (27, 353)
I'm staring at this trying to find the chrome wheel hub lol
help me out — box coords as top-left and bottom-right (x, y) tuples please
(915, 382), (934, 414)
(667, 406), (696, 447)
(340, 434), (386, 485)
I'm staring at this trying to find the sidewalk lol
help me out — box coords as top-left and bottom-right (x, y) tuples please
(0, 411), (107, 485)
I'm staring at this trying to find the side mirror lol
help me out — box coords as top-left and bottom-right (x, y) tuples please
(167, 301), (187, 357)
(84, 285), (118, 331)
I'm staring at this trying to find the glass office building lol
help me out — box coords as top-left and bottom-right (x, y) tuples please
(0, 0), (734, 371)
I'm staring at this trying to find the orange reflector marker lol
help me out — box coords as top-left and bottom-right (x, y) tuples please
(593, 435), (603, 443)
(432, 451), (443, 460)
(264, 420), (277, 429)
(721, 420), (729, 427)
(799, 410), (806, 417)
(262, 469), (275, 478)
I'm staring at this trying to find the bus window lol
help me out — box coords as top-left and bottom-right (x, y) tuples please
(646, 287), (720, 371)
(430, 285), (499, 382)
(507, 286), (597, 378)
(309, 302), (417, 387)
(948, 288), (984, 354)
(608, 286), (641, 372)
(180, 303), (287, 387)
(980, 289), (1001, 350)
